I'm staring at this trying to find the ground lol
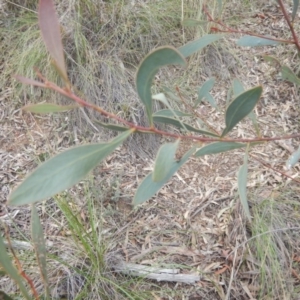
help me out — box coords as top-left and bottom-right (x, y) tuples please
(1, 0), (300, 299)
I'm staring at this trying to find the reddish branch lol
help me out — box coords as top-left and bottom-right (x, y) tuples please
(31, 71), (300, 144)
(277, 0), (300, 52)
(202, 4), (296, 46)
(5, 227), (39, 300)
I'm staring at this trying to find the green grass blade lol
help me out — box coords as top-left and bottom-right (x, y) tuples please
(236, 36), (281, 47)
(136, 46), (186, 124)
(238, 151), (251, 221)
(195, 142), (246, 157)
(222, 86), (262, 137)
(23, 103), (78, 114)
(0, 236), (31, 300)
(31, 205), (50, 299)
(133, 147), (195, 205)
(8, 130), (133, 206)
(153, 140), (179, 182)
(178, 34), (223, 58)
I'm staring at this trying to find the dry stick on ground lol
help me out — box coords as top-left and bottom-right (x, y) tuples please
(113, 261), (200, 284)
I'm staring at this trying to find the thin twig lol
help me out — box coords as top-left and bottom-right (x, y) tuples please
(5, 227), (40, 300)
(203, 4), (295, 45)
(175, 86), (220, 135)
(277, 0), (300, 52)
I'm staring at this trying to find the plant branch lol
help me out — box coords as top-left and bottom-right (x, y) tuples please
(202, 4), (295, 45)
(277, 0), (300, 52)
(5, 227), (39, 300)
(250, 155), (300, 184)
(27, 72), (300, 144)
(175, 86), (221, 136)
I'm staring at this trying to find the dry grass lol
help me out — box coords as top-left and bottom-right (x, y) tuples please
(2, 0), (300, 299)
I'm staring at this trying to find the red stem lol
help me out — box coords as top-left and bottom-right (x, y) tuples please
(202, 4), (295, 45)
(277, 0), (300, 52)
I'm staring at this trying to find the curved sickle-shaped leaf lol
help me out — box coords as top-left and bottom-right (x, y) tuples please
(293, 0), (299, 22)
(195, 142), (246, 157)
(154, 109), (191, 118)
(0, 236), (31, 300)
(286, 146), (300, 169)
(31, 205), (50, 298)
(8, 130), (133, 206)
(153, 140), (180, 182)
(238, 151), (251, 221)
(178, 34), (223, 58)
(281, 66), (300, 86)
(196, 78), (215, 106)
(236, 36), (281, 47)
(153, 115), (218, 137)
(133, 147), (196, 205)
(222, 86), (262, 137)
(136, 47), (186, 124)
(23, 103), (78, 114)
(93, 120), (129, 132)
(232, 79), (259, 135)
(39, 0), (68, 82)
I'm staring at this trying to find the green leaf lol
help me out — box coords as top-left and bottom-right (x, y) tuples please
(153, 109), (191, 118)
(178, 34), (223, 58)
(281, 65), (300, 85)
(153, 140), (180, 182)
(161, 86), (181, 102)
(0, 236), (31, 300)
(261, 55), (281, 67)
(292, 0), (299, 22)
(238, 152), (251, 221)
(232, 78), (244, 96)
(152, 115), (218, 137)
(232, 79), (259, 135)
(0, 291), (14, 300)
(222, 86), (262, 137)
(8, 130), (133, 206)
(236, 36), (281, 47)
(204, 93), (217, 109)
(23, 103), (78, 114)
(286, 145), (300, 169)
(38, 0), (68, 82)
(182, 19), (207, 27)
(133, 147), (195, 205)
(136, 47), (186, 124)
(31, 205), (50, 298)
(93, 120), (129, 132)
(195, 142), (246, 157)
(196, 78), (216, 107)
